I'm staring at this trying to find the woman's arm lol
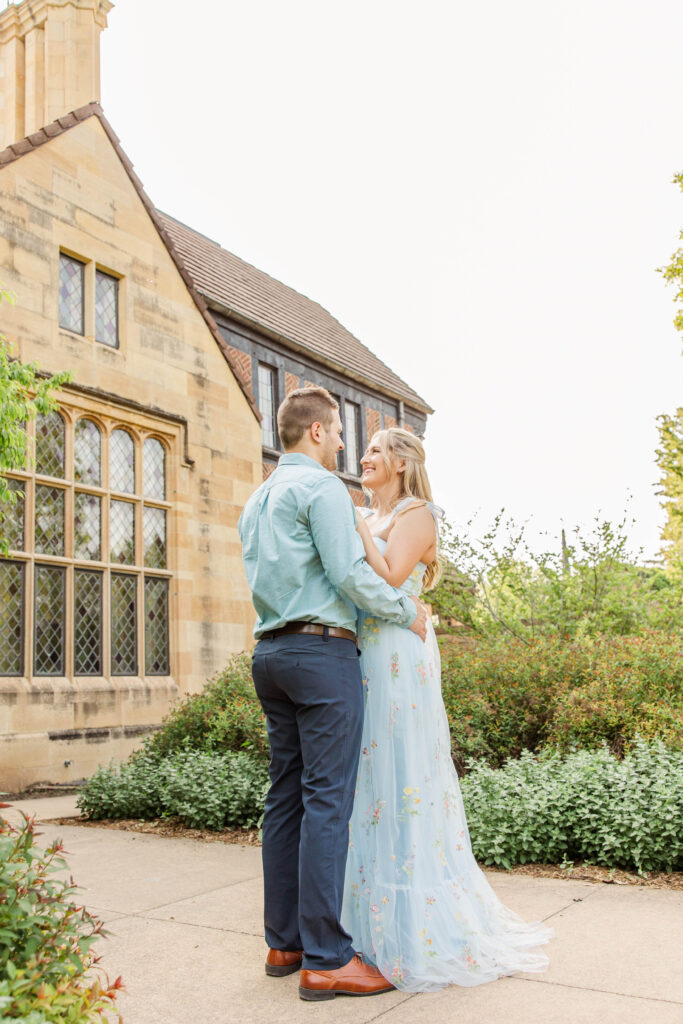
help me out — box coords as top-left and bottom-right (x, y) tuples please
(356, 504), (436, 587)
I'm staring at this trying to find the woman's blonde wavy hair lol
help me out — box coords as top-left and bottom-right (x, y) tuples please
(366, 427), (441, 591)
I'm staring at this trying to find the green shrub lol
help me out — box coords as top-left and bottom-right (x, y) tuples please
(461, 740), (683, 872)
(77, 750), (269, 831)
(141, 654), (268, 761)
(0, 810), (122, 1022)
(440, 632), (683, 771)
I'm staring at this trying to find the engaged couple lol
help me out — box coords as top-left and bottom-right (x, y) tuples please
(238, 386), (552, 1002)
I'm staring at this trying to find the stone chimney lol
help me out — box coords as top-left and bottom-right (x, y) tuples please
(0, 0), (113, 149)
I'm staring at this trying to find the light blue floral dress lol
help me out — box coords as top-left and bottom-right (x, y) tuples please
(341, 500), (552, 991)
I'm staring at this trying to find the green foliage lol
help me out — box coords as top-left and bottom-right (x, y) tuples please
(658, 169), (683, 337)
(77, 750), (270, 831)
(141, 654), (268, 760)
(461, 740), (683, 872)
(430, 511), (683, 642)
(0, 810), (122, 1022)
(655, 408), (683, 565)
(441, 632), (683, 772)
(0, 286), (72, 556)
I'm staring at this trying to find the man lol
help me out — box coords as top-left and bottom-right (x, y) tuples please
(238, 386), (427, 1002)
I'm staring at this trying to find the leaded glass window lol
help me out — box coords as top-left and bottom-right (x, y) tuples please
(74, 570), (102, 675)
(58, 253), (84, 334)
(2, 478), (25, 551)
(258, 364), (276, 448)
(143, 439), (165, 500)
(111, 573), (137, 675)
(143, 507), (166, 569)
(145, 577), (169, 674)
(110, 500), (135, 565)
(110, 429), (135, 493)
(74, 493), (101, 561)
(95, 271), (119, 348)
(34, 565), (65, 675)
(35, 411), (65, 479)
(0, 561), (24, 675)
(34, 485), (65, 556)
(344, 401), (361, 476)
(74, 419), (101, 485)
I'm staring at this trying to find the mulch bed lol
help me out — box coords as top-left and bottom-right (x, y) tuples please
(42, 815), (683, 890)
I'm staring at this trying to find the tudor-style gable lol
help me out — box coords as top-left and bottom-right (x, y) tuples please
(0, 107), (263, 789)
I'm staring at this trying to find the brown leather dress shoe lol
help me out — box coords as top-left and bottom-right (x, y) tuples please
(299, 954), (394, 1001)
(265, 948), (303, 977)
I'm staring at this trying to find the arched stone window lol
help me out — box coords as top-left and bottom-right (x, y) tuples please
(35, 410), (65, 479)
(110, 428), (135, 494)
(0, 407), (173, 680)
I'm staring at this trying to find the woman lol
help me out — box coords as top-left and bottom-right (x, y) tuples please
(341, 428), (552, 991)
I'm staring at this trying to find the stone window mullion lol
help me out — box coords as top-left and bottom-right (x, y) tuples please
(64, 563), (74, 679)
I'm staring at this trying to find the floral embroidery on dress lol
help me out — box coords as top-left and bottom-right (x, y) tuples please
(398, 786), (421, 821)
(341, 521), (552, 991)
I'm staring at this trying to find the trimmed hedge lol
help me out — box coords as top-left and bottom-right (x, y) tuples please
(461, 740), (683, 872)
(441, 632), (683, 772)
(76, 741), (683, 873)
(140, 654), (268, 761)
(77, 750), (269, 831)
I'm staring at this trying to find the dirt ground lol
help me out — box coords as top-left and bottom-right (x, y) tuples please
(42, 814), (683, 891)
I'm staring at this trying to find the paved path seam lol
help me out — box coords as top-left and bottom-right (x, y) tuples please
(511, 975), (683, 1006)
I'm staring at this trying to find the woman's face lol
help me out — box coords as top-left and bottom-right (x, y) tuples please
(361, 435), (399, 491)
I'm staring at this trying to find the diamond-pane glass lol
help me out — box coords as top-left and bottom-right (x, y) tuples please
(258, 364), (276, 447)
(344, 402), (361, 476)
(1, 478), (25, 551)
(34, 565), (65, 675)
(74, 493), (101, 561)
(95, 271), (118, 348)
(74, 570), (102, 675)
(145, 576), (169, 675)
(35, 411), (65, 479)
(111, 573), (137, 675)
(110, 500), (135, 565)
(34, 485), (65, 556)
(143, 506), (166, 569)
(110, 429), (135, 493)
(74, 418), (101, 485)
(0, 560), (24, 675)
(59, 253), (84, 334)
(143, 439), (165, 500)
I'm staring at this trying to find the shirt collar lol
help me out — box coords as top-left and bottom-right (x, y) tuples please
(278, 452), (328, 473)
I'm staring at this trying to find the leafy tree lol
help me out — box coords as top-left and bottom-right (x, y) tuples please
(429, 510), (682, 642)
(656, 171), (683, 565)
(655, 410), (683, 564)
(0, 286), (71, 554)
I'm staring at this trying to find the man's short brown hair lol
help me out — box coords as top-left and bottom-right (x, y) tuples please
(277, 386), (339, 450)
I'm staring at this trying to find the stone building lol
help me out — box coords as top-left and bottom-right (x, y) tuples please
(0, 0), (431, 790)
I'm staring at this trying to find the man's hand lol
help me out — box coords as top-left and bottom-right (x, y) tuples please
(408, 597), (428, 642)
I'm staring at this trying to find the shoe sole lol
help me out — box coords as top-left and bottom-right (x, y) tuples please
(265, 961), (302, 978)
(299, 985), (394, 1001)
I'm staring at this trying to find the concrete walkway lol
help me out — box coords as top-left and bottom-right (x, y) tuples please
(4, 796), (682, 1024)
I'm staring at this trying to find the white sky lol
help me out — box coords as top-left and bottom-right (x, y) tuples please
(79, 2), (683, 557)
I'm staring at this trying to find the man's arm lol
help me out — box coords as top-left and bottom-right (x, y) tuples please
(307, 476), (424, 632)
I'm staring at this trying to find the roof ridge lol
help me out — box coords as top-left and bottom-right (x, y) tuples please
(159, 212), (433, 413)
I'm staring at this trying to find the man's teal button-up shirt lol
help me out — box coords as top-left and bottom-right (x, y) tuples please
(238, 453), (418, 638)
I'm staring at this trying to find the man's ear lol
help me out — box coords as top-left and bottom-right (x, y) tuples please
(309, 421), (323, 444)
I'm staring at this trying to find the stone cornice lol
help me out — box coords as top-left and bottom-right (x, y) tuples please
(0, 0), (113, 42)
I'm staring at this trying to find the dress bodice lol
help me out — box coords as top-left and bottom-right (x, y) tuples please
(373, 536), (426, 598)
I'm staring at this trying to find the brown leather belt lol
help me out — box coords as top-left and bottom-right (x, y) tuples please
(265, 621), (357, 644)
